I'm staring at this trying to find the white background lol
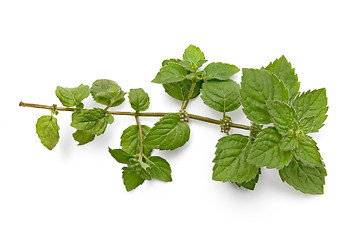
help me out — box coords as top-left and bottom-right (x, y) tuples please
(1, 0), (360, 239)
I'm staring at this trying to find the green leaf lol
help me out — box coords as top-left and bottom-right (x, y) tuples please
(122, 166), (145, 191)
(71, 108), (111, 135)
(183, 44), (207, 70)
(293, 136), (324, 167)
(90, 79), (125, 107)
(72, 130), (95, 145)
(163, 79), (203, 101)
(204, 62), (240, 80)
(162, 58), (182, 66)
(201, 79), (241, 113)
(128, 88), (150, 111)
(298, 116), (315, 134)
(121, 125), (152, 157)
(267, 100), (296, 135)
(293, 88), (328, 132)
(109, 147), (133, 164)
(235, 169), (261, 190)
(36, 115), (60, 150)
(279, 158), (327, 195)
(212, 134), (259, 183)
(280, 133), (298, 151)
(265, 55), (300, 100)
(240, 68), (289, 124)
(146, 156), (172, 182)
(143, 113), (190, 150)
(152, 63), (187, 84)
(55, 84), (90, 107)
(247, 127), (292, 169)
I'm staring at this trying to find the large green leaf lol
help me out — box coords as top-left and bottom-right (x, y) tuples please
(212, 134), (259, 183)
(265, 55), (300, 100)
(163, 79), (203, 101)
(267, 100), (296, 135)
(72, 130), (95, 145)
(201, 79), (241, 113)
(279, 158), (327, 195)
(293, 88), (328, 132)
(240, 68), (289, 124)
(247, 127), (291, 169)
(90, 79), (125, 107)
(55, 84), (90, 107)
(36, 115), (60, 150)
(121, 125), (152, 156)
(128, 88), (150, 111)
(152, 63), (188, 84)
(143, 113), (190, 150)
(71, 108), (113, 135)
(293, 136), (324, 167)
(146, 156), (172, 182)
(204, 62), (240, 80)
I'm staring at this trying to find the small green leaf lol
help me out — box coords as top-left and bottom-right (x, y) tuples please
(267, 100), (296, 135)
(235, 169), (261, 190)
(298, 116), (315, 134)
(201, 79), (241, 113)
(143, 113), (190, 150)
(162, 58), (182, 66)
(90, 79), (125, 107)
(240, 68), (289, 124)
(72, 130), (95, 145)
(163, 79), (203, 101)
(36, 115), (60, 150)
(122, 166), (145, 191)
(128, 88), (150, 111)
(146, 156), (172, 182)
(183, 44), (207, 70)
(213, 134), (259, 183)
(55, 84), (90, 107)
(152, 63), (187, 84)
(279, 158), (327, 195)
(247, 127), (292, 169)
(71, 108), (111, 135)
(293, 136), (324, 167)
(204, 62), (240, 80)
(280, 133), (298, 151)
(109, 147), (133, 164)
(121, 125), (152, 156)
(293, 88), (328, 132)
(265, 55), (300, 100)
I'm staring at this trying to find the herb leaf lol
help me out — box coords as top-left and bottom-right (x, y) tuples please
(213, 134), (259, 183)
(279, 158), (327, 194)
(240, 68), (289, 124)
(280, 133), (298, 151)
(152, 63), (187, 84)
(121, 125), (152, 156)
(163, 80), (203, 101)
(201, 79), (242, 113)
(122, 166), (145, 192)
(204, 62), (240, 80)
(146, 156), (172, 182)
(183, 44), (207, 70)
(109, 148), (134, 164)
(293, 88), (328, 132)
(55, 84), (90, 107)
(267, 100), (296, 135)
(72, 130), (95, 145)
(90, 79), (125, 107)
(36, 115), (60, 150)
(265, 55), (300, 100)
(143, 113), (190, 150)
(71, 108), (112, 135)
(298, 116), (315, 134)
(293, 136), (324, 167)
(235, 169), (261, 190)
(247, 127), (292, 169)
(128, 88), (150, 111)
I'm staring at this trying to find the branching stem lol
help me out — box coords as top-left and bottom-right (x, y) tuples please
(19, 101), (252, 131)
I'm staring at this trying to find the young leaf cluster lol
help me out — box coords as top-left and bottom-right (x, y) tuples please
(30, 45), (328, 195)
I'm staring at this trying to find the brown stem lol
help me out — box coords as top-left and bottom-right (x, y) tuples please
(19, 101), (251, 131)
